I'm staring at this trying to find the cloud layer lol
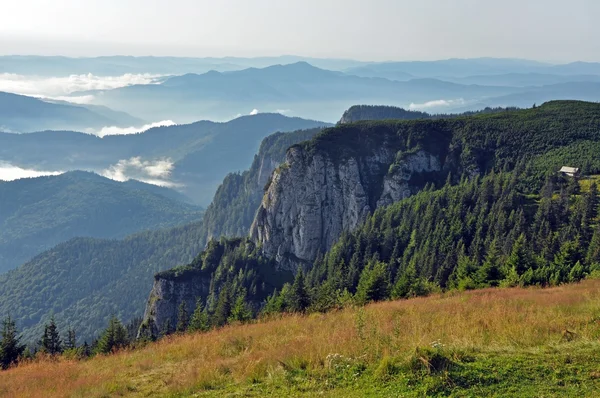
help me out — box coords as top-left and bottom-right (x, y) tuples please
(101, 157), (179, 188)
(0, 73), (161, 99)
(0, 162), (63, 181)
(408, 98), (466, 111)
(88, 120), (177, 138)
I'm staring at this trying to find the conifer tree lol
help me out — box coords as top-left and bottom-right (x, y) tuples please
(64, 327), (77, 351)
(0, 316), (24, 370)
(229, 290), (253, 323)
(355, 261), (391, 304)
(96, 316), (128, 354)
(41, 316), (62, 355)
(189, 298), (210, 332)
(212, 283), (232, 327)
(176, 301), (189, 333)
(505, 234), (532, 276)
(288, 271), (310, 312)
(476, 239), (503, 287)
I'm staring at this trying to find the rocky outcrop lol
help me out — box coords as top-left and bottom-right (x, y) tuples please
(339, 105), (430, 124)
(250, 132), (444, 272)
(140, 272), (210, 336)
(377, 151), (442, 207)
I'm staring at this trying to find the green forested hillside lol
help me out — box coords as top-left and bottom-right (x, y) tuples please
(0, 171), (203, 273)
(0, 222), (205, 343)
(150, 101), (600, 328)
(0, 128), (322, 343)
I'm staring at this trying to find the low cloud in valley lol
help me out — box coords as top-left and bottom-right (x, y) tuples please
(0, 162), (63, 181)
(101, 157), (180, 188)
(88, 120), (177, 138)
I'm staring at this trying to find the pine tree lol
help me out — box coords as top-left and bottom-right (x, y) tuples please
(0, 316), (25, 370)
(355, 261), (391, 304)
(189, 298), (210, 332)
(40, 316), (62, 356)
(476, 239), (503, 287)
(212, 284), (232, 327)
(64, 327), (77, 351)
(505, 234), (532, 276)
(96, 316), (128, 354)
(176, 301), (189, 333)
(288, 271), (310, 312)
(229, 290), (253, 323)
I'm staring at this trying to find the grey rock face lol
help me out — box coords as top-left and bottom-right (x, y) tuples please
(141, 274), (210, 336)
(251, 145), (442, 272)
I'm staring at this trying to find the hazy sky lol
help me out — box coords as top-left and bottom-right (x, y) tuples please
(1, 0), (599, 61)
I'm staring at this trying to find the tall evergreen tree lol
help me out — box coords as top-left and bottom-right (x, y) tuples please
(176, 301), (189, 333)
(40, 316), (62, 355)
(0, 316), (24, 370)
(288, 271), (310, 312)
(64, 327), (77, 351)
(212, 283), (232, 327)
(96, 316), (128, 354)
(189, 298), (210, 332)
(229, 290), (253, 323)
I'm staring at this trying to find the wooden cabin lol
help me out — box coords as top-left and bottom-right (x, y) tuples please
(559, 166), (581, 178)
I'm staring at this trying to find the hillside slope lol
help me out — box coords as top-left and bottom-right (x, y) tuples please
(253, 100), (600, 271)
(0, 171), (203, 273)
(3, 280), (600, 397)
(0, 127), (323, 343)
(0, 91), (141, 133)
(0, 113), (328, 204)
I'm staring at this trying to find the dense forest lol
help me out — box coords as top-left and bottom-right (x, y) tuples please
(4, 100), (600, 364)
(0, 171), (203, 273)
(0, 127), (324, 344)
(0, 222), (206, 343)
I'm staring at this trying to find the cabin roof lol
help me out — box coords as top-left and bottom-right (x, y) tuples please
(559, 166), (580, 174)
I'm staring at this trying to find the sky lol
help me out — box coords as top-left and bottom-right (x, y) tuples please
(0, 0), (599, 62)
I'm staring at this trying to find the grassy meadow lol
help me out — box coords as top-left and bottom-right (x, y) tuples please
(3, 280), (600, 397)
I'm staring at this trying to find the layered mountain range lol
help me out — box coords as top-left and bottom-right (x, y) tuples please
(140, 100), (600, 334)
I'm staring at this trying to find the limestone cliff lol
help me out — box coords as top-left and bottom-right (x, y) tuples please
(251, 122), (451, 272)
(198, 128), (324, 244)
(140, 270), (211, 336)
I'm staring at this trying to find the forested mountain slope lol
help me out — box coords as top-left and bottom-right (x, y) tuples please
(0, 171), (203, 273)
(0, 113), (328, 204)
(252, 101), (600, 271)
(0, 91), (142, 133)
(0, 127), (324, 343)
(144, 100), (600, 333)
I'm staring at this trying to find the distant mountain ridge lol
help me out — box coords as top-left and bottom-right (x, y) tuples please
(0, 91), (143, 133)
(0, 171), (203, 273)
(0, 126), (326, 343)
(0, 113), (329, 204)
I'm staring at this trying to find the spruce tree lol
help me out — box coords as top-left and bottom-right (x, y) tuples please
(189, 298), (210, 332)
(96, 316), (128, 354)
(64, 327), (77, 351)
(355, 261), (391, 304)
(176, 301), (189, 333)
(0, 316), (25, 370)
(288, 271), (310, 312)
(476, 239), (503, 287)
(41, 316), (62, 356)
(229, 290), (253, 323)
(212, 284), (232, 327)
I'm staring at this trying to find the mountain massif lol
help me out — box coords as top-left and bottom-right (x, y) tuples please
(0, 113), (328, 204)
(0, 91), (143, 133)
(0, 127), (326, 343)
(141, 100), (600, 335)
(0, 171), (203, 273)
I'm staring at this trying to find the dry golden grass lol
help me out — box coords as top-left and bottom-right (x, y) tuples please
(3, 280), (600, 397)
